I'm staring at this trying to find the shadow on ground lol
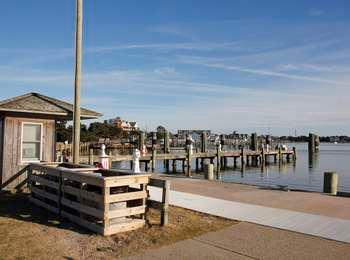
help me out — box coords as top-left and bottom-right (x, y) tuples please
(0, 190), (92, 235)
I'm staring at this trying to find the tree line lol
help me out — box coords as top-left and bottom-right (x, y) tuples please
(56, 121), (139, 142)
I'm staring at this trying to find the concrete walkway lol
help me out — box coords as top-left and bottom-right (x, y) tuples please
(148, 185), (350, 243)
(126, 222), (350, 260)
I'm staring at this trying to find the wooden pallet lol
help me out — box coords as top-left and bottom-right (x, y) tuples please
(28, 164), (61, 214)
(28, 164), (151, 236)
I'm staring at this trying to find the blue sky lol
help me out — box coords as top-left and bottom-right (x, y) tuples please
(0, 1), (349, 135)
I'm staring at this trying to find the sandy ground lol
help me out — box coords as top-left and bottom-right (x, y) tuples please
(161, 176), (350, 220)
(126, 222), (350, 260)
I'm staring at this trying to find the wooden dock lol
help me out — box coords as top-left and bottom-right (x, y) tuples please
(80, 147), (296, 177)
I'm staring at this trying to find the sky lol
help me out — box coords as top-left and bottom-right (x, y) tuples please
(0, 0), (349, 136)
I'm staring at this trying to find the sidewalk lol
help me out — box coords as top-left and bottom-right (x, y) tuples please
(148, 178), (350, 243)
(126, 222), (350, 260)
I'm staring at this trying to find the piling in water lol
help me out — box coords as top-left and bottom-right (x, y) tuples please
(324, 172), (338, 195)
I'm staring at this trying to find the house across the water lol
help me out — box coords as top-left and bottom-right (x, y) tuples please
(0, 92), (101, 190)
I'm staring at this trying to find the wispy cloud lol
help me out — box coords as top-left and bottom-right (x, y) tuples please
(309, 9), (325, 17)
(178, 56), (349, 86)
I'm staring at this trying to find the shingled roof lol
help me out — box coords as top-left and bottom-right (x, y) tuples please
(0, 93), (102, 119)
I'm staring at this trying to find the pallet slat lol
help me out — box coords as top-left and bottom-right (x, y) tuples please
(109, 205), (146, 219)
(61, 198), (104, 218)
(31, 175), (59, 190)
(29, 197), (59, 214)
(31, 186), (59, 203)
(107, 191), (147, 203)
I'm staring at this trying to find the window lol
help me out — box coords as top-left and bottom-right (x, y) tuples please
(22, 123), (42, 162)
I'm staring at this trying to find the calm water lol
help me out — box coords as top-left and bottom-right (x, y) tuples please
(114, 143), (350, 193)
(220, 143), (350, 193)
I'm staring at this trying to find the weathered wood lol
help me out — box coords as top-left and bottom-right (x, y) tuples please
(250, 133), (258, 151)
(89, 148), (94, 165)
(107, 190), (147, 203)
(201, 132), (208, 153)
(72, 0), (83, 164)
(109, 205), (146, 219)
(147, 178), (170, 226)
(164, 130), (170, 154)
(186, 146), (192, 177)
(28, 164), (150, 235)
(161, 180), (170, 226)
(29, 197), (59, 214)
(2, 117), (55, 190)
(324, 172), (338, 195)
(172, 160), (177, 173)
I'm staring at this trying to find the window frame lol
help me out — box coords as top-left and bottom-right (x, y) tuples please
(21, 122), (43, 163)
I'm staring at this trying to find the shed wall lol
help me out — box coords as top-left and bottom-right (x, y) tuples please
(0, 117), (3, 185)
(1, 116), (55, 190)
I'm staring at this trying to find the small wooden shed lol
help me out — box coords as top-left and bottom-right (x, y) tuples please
(0, 92), (101, 190)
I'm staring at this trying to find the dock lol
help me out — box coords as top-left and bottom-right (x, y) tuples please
(80, 148), (296, 177)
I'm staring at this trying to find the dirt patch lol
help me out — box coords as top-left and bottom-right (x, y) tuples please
(0, 191), (236, 259)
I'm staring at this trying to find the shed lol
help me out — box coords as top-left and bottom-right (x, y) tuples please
(0, 92), (101, 190)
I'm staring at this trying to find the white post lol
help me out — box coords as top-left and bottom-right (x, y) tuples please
(99, 144), (110, 169)
(132, 149), (141, 173)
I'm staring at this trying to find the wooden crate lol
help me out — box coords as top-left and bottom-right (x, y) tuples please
(28, 164), (151, 236)
(28, 164), (61, 215)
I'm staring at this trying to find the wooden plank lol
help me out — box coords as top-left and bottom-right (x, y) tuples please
(61, 198), (104, 219)
(104, 219), (145, 236)
(109, 205), (146, 219)
(30, 164), (60, 177)
(107, 190), (147, 203)
(104, 175), (150, 187)
(61, 170), (104, 187)
(147, 200), (163, 210)
(148, 178), (167, 188)
(29, 196), (59, 214)
(61, 185), (103, 203)
(31, 175), (59, 190)
(61, 211), (104, 235)
(68, 167), (100, 172)
(31, 186), (59, 203)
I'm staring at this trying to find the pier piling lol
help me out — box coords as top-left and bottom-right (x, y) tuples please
(324, 172), (338, 195)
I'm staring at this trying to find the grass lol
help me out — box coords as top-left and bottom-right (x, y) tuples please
(0, 191), (236, 259)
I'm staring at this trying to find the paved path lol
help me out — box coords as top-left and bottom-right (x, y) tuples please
(165, 177), (350, 220)
(148, 185), (350, 243)
(126, 222), (350, 260)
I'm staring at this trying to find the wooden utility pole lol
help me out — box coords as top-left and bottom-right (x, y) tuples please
(73, 0), (83, 164)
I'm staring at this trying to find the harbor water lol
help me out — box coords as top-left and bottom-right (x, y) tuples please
(113, 143), (350, 193)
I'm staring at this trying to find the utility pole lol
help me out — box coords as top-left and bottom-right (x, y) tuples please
(73, 0), (83, 164)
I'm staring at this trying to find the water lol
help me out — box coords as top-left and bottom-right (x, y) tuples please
(113, 143), (350, 193)
(218, 143), (350, 192)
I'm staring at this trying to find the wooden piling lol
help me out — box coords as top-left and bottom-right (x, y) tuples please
(278, 146), (282, 163)
(324, 172), (338, 195)
(201, 132), (208, 153)
(151, 132), (157, 172)
(89, 148), (94, 165)
(164, 130), (170, 154)
(240, 147), (245, 167)
(261, 148), (265, 166)
(293, 147), (297, 160)
(186, 149), (192, 177)
(139, 131), (145, 151)
(172, 160), (177, 173)
(206, 164), (214, 181)
(216, 147), (221, 175)
(250, 133), (258, 151)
